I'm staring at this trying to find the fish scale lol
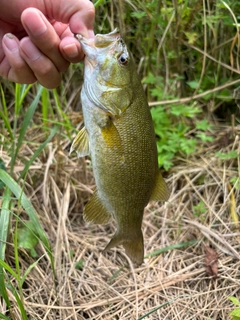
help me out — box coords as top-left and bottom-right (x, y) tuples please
(71, 29), (170, 265)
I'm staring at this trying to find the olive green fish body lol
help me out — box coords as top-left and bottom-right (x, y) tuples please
(71, 30), (169, 265)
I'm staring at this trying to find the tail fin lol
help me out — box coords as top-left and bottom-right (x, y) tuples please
(103, 231), (144, 265)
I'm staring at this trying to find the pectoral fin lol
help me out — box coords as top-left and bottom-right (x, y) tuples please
(70, 126), (89, 158)
(150, 172), (170, 202)
(84, 190), (111, 224)
(101, 120), (124, 154)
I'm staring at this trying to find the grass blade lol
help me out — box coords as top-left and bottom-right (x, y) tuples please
(0, 188), (12, 308)
(94, 0), (106, 7)
(9, 283), (28, 320)
(0, 313), (11, 320)
(18, 125), (58, 181)
(0, 84), (13, 140)
(0, 170), (54, 270)
(52, 88), (72, 136)
(11, 85), (43, 170)
(0, 268), (10, 309)
(21, 255), (44, 287)
(0, 259), (18, 279)
(145, 240), (198, 258)
(0, 188), (12, 260)
(41, 87), (50, 129)
(14, 84), (32, 116)
(137, 295), (189, 320)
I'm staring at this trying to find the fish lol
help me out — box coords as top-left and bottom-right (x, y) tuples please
(71, 29), (169, 265)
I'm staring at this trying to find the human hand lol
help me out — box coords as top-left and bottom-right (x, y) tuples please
(0, 0), (95, 88)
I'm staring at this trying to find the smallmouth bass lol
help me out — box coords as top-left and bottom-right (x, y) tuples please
(71, 29), (169, 265)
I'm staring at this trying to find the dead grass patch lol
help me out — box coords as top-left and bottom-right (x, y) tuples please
(1, 121), (239, 319)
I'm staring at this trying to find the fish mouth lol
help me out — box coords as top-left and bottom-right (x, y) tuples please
(74, 29), (125, 80)
(74, 29), (121, 61)
(75, 28), (120, 50)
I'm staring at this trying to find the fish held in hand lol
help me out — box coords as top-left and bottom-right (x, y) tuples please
(71, 29), (169, 265)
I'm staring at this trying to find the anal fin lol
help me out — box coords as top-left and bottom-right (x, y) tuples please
(150, 172), (170, 202)
(70, 126), (89, 158)
(84, 190), (111, 224)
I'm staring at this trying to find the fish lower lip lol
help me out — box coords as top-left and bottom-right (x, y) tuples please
(74, 34), (84, 41)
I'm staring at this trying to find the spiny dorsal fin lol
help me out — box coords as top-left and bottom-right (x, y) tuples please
(150, 172), (170, 202)
(84, 190), (111, 224)
(70, 126), (89, 158)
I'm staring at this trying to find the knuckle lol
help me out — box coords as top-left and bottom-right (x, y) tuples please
(9, 69), (36, 84)
(36, 61), (53, 76)
(87, 5), (95, 20)
(39, 75), (61, 89)
(13, 60), (27, 72)
(58, 61), (69, 72)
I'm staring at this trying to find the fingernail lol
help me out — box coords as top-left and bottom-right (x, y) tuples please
(3, 34), (18, 51)
(25, 12), (47, 36)
(62, 43), (79, 58)
(88, 30), (95, 38)
(21, 41), (41, 60)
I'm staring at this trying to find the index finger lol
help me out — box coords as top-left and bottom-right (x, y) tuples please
(45, 0), (95, 38)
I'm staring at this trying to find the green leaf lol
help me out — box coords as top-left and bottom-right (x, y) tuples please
(170, 105), (200, 117)
(196, 133), (214, 142)
(142, 72), (157, 85)
(186, 80), (199, 89)
(231, 309), (240, 317)
(196, 120), (212, 131)
(75, 259), (84, 270)
(230, 177), (240, 190)
(185, 32), (198, 44)
(17, 221), (39, 258)
(131, 11), (147, 19)
(216, 151), (239, 160)
(193, 201), (207, 217)
(180, 139), (196, 155)
(229, 297), (240, 307)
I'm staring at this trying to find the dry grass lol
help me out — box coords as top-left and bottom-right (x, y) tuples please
(1, 120), (239, 320)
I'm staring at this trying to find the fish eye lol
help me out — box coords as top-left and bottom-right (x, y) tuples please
(118, 53), (129, 66)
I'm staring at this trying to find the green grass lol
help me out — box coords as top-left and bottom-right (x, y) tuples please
(0, 83), (57, 318)
(137, 295), (189, 320)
